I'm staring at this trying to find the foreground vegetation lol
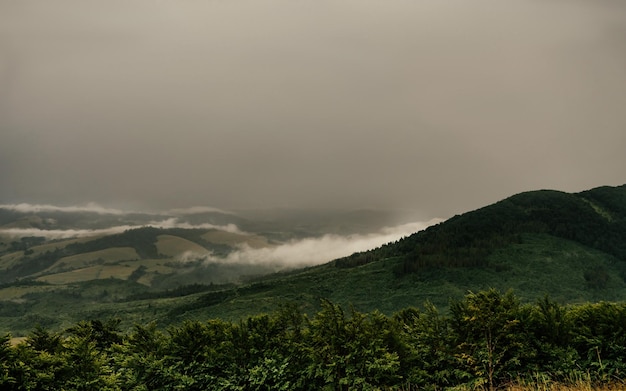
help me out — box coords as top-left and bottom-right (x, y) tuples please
(2, 290), (626, 390)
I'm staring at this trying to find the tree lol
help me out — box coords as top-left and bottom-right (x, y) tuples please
(0, 334), (16, 388)
(26, 325), (63, 354)
(450, 289), (524, 390)
(522, 296), (578, 378)
(567, 302), (626, 381)
(394, 302), (457, 389)
(305, 300), (400, 390)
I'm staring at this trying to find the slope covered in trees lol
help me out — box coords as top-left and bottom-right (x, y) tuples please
(336, 185), (626, 274)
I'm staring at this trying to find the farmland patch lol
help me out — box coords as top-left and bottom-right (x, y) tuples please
(155, 235), (207, 257)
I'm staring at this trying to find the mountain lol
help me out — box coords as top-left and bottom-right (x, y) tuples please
(340, 185), (626, 274)
(1, 185), (625, 335)
(154, 184), (626, 320)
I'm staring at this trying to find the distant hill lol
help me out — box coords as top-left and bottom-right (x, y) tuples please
(0, 185), (625, 335)
(0, 205), (413, 289)
(0, 205), (413, 334)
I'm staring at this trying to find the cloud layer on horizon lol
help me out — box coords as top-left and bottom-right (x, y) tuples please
(0, 202), (235, 216)
(0, 218), (242, 240)
(0, 202), (127, 215)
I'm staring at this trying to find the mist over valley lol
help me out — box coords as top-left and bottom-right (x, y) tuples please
(0, 203), (440, 288)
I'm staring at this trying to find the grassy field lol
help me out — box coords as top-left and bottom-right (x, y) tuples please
(41, 247), (140, 275)
(118, 258), (178, 285)
(0, 251), (24, 270)
(502, 379), (626, 391)
(424, 382), (626, 391)
(0, 285), (57, 300)
(155, 234), (208, 257)
(36, 264), (136, 284)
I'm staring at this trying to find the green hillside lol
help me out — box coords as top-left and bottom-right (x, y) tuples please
(337, 185), (626, 272)
(153, 185), (626, 321)
(0, 227), (256, 287)
(1, 185), (625, 336)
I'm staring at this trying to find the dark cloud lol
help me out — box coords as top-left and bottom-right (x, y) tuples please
(1, 0), (625, 217)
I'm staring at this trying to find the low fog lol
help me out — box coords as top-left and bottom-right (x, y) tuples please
(0, 202), (235, 219)
(0, 202), (128, 215)
(0, 199), (441, 269)
(1, 0), (625, 217)
(0, 218), (241, 240)
(180, 219), (442, 269)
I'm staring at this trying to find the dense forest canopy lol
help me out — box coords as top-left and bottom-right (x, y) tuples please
(336, 185), (626, 273)
(2, 290), (626, 390)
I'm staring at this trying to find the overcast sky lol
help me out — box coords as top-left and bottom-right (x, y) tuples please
(1, 0), (625, 218)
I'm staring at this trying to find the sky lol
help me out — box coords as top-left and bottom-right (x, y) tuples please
(1, 0), (625, 219)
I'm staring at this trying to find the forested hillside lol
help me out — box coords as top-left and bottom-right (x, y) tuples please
(336, 185), (626, 274)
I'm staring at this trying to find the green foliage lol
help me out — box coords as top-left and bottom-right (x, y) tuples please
(394, 302), (457, 388)
(25, 325), (63, 354)
(450, 289), (525, 390)
(281, 300), (400, 390)
(65, 319), (122, 350)
(0, 334), (16, 387)
(4, 291), (626, 390)
(584, 267), (610, 289)
(376, 186), (626, 276)
(567, 302), (626, 380)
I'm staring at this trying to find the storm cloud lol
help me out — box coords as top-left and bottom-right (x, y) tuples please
(1, 0), (625, 217)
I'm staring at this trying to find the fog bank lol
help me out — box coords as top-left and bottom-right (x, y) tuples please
(183, 219), (443, 269)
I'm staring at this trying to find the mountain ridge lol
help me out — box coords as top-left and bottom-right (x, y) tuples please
(334, 185), (626, 273)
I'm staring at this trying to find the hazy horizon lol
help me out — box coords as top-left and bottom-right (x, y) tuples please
(0, 200), (444, 270)
(2, 0), (625, 218)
